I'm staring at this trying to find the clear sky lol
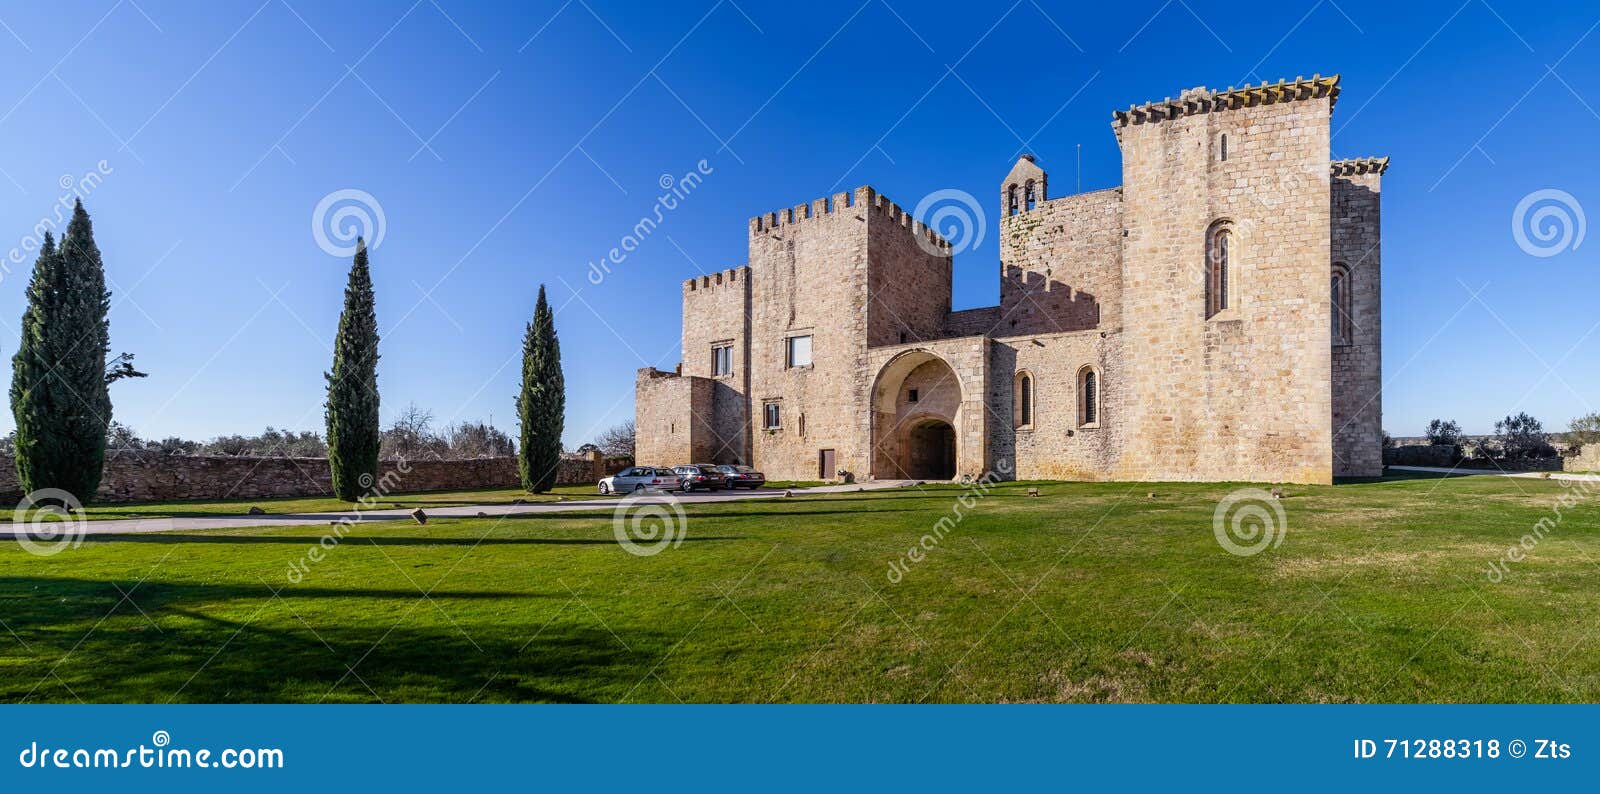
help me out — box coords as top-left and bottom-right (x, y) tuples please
(0, 0), (1595, 445)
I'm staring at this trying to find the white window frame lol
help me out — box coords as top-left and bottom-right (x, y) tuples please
(785, 334), (813, 368)
(711, 343), (733, 377)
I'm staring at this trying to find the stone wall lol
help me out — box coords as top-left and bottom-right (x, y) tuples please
(998, 186), (1123, 336)
(1112, 81), (1336, 484)
(867, 194), (952, 347)
(0, 450), (609, 504)
(1330, 160), (1385, 477)
(987, 328), (1122, 481)
(746, 187), (873, 482)
(1566, 446), (1600, 472)
(634, 367), (716, 466)
(680, 266), (752, 463)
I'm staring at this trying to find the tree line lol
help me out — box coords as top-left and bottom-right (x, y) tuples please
(8, 204), (570, 504)
(1389, 411), (1600, 460)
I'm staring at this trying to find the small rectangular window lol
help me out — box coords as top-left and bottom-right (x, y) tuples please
(763, 402), (781, 429)
(908, 389), (919, 403)
(711, 344), (732, 376)
(786, 335), (812, 368)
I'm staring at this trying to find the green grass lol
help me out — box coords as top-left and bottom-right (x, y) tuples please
(3, 472), (1598, 703)
(63, 484), (609, 521)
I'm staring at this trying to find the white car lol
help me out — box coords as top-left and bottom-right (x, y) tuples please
(598, 466), (683, 494)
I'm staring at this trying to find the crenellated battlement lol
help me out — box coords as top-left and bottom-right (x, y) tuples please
(867, 187), (953, 252)
(748, 185), (952, 252)
(1330, 156), (1389, 177)
(748, 189), (857, 233)
(683, 265), (751, 293)
(1112, 74), (1340, 130)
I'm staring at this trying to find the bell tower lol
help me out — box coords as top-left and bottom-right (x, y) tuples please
(1000, 154), (1047, 220)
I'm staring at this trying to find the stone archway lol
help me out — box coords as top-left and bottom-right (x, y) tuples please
(869, 350), (963, 480)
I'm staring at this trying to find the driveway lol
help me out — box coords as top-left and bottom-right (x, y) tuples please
(3, 480), (920, 537)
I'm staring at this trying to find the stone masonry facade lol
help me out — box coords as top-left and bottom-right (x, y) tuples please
(636, 75), (1386, 485)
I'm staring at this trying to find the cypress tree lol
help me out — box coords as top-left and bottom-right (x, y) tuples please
(11, 200), (115, 502)
(516, 285), (564, 492)
(325, 238), (380, 501)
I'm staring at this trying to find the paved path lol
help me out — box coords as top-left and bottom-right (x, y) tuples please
(3, 480), (920, 537)
(1389, 465), (1600, 483)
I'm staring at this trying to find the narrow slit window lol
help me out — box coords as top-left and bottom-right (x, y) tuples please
(1332, 264), (1352, 345)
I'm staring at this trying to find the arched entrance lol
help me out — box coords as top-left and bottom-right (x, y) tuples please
(869, 349), (963, 480)
(907, 418), (957, 480)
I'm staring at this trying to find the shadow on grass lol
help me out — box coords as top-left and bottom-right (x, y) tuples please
(71, 533), (749, 547)
(0, 576), (652, 703)
(0, 575), (547, 605)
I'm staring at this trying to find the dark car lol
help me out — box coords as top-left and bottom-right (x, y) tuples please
(715, 464), (766, 490)
(673, 464), (727, 492)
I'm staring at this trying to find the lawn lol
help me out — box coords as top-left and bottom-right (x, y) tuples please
(64, 484), (607, 522)
(3, 472), (1598, 703)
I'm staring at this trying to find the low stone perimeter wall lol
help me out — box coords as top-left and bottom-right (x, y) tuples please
(0, 451), (617, 504)
(1569, 446), (1600, 473)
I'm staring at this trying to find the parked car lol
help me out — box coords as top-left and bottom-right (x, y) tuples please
(599, 467), (682, 494)
(673, 464), (727, 492)
(715, 464), (766, 489)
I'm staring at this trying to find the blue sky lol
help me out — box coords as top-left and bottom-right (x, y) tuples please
(0, 0), (1595, 445)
